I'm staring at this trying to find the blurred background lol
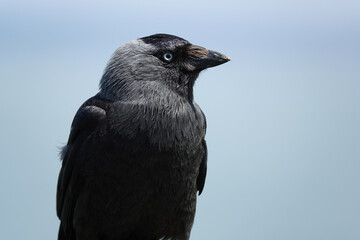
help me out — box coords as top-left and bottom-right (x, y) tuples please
(1, 0), (359, 239)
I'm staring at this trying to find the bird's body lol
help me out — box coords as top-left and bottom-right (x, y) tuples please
(57, 34), (229, 240)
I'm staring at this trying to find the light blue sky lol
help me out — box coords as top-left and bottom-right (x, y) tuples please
(1, 1), (359, 239)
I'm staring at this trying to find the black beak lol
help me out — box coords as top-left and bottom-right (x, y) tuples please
(185, 45), (231, 71)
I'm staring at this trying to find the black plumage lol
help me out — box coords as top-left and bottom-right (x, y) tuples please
(57, 34), (230, 240)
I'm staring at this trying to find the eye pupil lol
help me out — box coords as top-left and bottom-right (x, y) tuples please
(163, 53), (173, 62)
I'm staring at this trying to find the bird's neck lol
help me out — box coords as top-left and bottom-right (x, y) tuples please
(175, 71), (199, 102)
(99, 74), (198, 103)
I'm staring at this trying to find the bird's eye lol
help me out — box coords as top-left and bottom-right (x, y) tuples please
(163, 53), (173, 62)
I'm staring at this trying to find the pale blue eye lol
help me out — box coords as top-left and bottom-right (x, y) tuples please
(163, 53), (173, 62)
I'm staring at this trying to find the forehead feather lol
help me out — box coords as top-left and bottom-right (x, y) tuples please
(140, 34), (190, 49)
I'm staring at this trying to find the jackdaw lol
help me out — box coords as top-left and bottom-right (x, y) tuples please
(57, 34), (230, 240)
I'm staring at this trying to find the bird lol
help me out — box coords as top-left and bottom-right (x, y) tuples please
(57, 33), (230, 240)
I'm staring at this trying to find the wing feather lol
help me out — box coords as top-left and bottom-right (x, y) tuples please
(197, 139), (207, 195)
(57, 98), (107, 239)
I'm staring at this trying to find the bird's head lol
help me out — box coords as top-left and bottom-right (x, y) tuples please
(99, 34), (230, 101)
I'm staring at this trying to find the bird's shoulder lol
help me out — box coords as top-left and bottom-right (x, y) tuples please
(66, 94), (113, 142)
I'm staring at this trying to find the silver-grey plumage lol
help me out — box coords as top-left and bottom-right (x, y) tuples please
(57, 34), (230, 240)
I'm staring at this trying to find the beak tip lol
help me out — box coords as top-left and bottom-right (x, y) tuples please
(213, 51), (231, 62)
